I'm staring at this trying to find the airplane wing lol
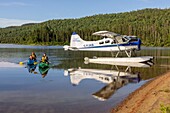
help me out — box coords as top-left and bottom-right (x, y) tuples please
(92, 31), (119, 38)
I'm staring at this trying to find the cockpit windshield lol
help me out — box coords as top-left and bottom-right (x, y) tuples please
(129, 36), (138, 42)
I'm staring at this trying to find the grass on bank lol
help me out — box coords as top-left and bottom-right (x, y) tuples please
(160, 104), (170, 113)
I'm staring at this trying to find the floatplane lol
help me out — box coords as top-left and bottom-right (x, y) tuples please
(63, 31), (153, 63)
(64, 67), (140, 101)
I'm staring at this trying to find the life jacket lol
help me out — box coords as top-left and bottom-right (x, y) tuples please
(41, 56), (46, 62)
(31, 54), (36, 59)
(27, 58), (34, 65)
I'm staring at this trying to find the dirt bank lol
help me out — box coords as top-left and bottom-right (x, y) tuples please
(111, 71), (170, 113)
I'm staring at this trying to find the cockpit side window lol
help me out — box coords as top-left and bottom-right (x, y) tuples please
(129, 36), (138, 42)
(105, 40), (110, 43)
(122, 38), (126, 42)
(111, 40), (116, 44)
(122, 37), (129, 42)
(99, 41), (104, 44)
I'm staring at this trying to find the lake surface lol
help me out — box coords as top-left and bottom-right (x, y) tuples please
(0, 44), (170, 113)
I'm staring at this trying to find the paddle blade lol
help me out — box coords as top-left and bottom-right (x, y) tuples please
(34, 62), (38, 65)
(19, 62), (24, 65)
(34, 72), (38, 74)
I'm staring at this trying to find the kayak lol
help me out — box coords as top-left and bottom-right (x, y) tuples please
(39, 62), (50, 76)
(39, 62), (49, 69)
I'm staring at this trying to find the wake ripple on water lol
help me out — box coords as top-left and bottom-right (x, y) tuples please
(0, 62), (23, 68)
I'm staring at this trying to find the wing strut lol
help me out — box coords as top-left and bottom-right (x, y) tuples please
(111, 46), (134, 58)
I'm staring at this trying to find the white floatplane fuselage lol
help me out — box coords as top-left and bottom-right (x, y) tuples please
(63, 31), (141, 52)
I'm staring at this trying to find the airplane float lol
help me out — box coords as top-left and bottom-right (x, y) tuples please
(63, 31), (153, 63)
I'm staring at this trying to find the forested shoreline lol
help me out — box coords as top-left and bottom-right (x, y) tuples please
(0, 8), (169, 46)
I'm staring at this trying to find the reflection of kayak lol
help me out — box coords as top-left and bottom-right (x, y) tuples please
(38, 62), (50, 76)
(27, 59), (37, 73)
(27, 63), (37, 73)
(39, 66), (50, 75)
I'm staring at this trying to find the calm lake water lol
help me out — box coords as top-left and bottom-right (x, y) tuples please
(0, 44), (170, 113)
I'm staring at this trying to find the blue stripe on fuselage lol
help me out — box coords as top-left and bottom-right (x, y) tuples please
(79, 42), (137, 49)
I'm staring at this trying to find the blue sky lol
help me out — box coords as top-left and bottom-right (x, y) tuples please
(0, 0), (169, 27)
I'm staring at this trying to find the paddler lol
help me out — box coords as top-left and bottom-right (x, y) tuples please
(31, 52), (37, 62)
(41, 53), (49, 63)
(27, 55), (34, 65)
(29, 55), (33, 60)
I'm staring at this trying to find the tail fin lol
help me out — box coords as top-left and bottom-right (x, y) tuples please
(70, 32), (84, 47)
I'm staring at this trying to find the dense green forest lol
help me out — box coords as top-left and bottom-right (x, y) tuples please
(0, 8), (169, 46)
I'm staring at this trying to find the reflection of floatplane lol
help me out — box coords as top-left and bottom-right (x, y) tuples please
(64, 67), (140, 101)
(63, 31), (153, 63)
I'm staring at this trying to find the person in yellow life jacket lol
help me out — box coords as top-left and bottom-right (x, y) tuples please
(41, 53), (48, 63)
(31, 52), (37, 61)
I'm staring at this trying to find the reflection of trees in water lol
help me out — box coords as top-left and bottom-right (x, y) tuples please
(92, 78), (129, 101)
(92, 74), (141, 101)
(55, 59), (113, 70)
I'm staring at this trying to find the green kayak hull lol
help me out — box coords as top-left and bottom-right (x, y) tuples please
(39, 62), (50, 75)
(39, 67), (49, 75)
(39, 62), (49, 68)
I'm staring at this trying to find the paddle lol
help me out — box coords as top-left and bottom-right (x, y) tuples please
(19, 60), (27, 65)
(19, 60), (38, 65)
(34, 62), (38, 65)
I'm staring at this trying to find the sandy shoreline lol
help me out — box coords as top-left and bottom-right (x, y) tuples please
(111, 71), (170, 113)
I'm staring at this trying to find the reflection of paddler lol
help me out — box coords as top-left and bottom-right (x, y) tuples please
(42, 74), (47, 78)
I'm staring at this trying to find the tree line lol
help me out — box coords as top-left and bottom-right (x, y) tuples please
(0, 8), (169, 46)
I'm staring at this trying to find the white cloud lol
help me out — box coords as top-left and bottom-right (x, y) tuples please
(0, 18), (42, 28)
(0, 2), (29, 7)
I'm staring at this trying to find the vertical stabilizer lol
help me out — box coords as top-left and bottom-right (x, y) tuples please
(70, 32), (84, 48)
